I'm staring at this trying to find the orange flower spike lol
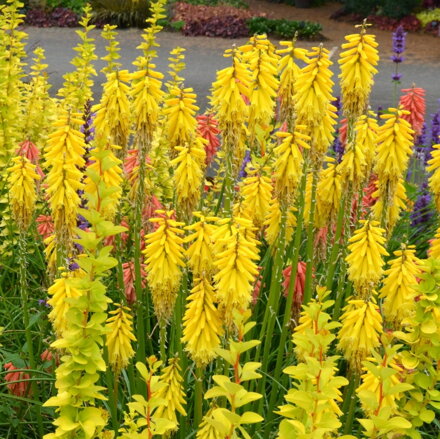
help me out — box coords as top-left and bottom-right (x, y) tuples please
(399, 86), (426, 136)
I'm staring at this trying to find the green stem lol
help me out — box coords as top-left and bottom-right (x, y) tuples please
(255, 206), (288, 413)
(104, 347), (118, 432)
(303, 168), (318, 304)
(159, 321), (167, 361)
(343, 372), (360, 435)
(194, 367), (204, 428)
(264, 167), (307, 433)
(18, 233), (43, 437)
(325, 191), (348, 290)
(223, 144), (234, 215)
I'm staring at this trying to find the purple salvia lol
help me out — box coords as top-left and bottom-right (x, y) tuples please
(431, 109), (440, 145)
(410, 182), (434, 228)
(391, 25), (406, 83)
(238, 150), (252, 179)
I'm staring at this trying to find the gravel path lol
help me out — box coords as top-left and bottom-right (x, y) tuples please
(24, 25), (440, 115)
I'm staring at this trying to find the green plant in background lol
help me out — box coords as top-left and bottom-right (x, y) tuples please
(247, 17), (322, 39)
(417, 8), (440, 27)
(180, 0), (249, 9)
(45, 0), (86, 12)
(344, 0), (422, 19)
(90, 0), (151, 27)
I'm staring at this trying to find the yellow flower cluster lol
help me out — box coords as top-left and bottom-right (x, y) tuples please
(182, 277), (223, 367)
(338, 297), (383, 369)
(106, 305), (136, 373)
(7, 155), (40, 230)
(339, 27), (379, 118)
(144, 211), (185, 321)
(379, 245), (421, 327)
(346, 219), (389, 295)
(45, 110), (86, 244)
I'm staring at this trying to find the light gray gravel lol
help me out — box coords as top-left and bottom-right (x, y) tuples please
(24, 27), (440, 116)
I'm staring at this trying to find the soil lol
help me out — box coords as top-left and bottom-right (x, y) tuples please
(246, 0), (440, 64)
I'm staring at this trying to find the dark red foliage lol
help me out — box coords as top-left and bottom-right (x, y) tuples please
(173, 2), (264, 38)
(367, 14), (421, 31)
(25, 7), (79, 27)
(183, 15), (249, 38)
(422, 0), (440, 7)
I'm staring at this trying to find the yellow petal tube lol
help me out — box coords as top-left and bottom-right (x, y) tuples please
(182, 277), (223, 367)
(277, 40), (308, 126)
(171, 137), (206, 218)
(7, 155), (40, 230)
(240, 165), (273, 227)
(155, 357), (187, 428)
(184, 213), (218, 276)
(273, 129), (310, 203)
(213, 217), (260, 326)
(106, 305), (136, 373)
(338, 297), (383, 370)
(143, 210), (185, 322)
(45, 110), (86, 244)
(338, 29), (379, 118)
(345, 219), (388, 296)
(379, 245), (421, 327)
(427, 143), (440, 211)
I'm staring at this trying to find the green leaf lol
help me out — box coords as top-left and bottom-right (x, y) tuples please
(240, 411), (263, 424)
(419, 408), (435, 423)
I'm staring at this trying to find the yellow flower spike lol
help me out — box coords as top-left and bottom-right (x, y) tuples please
(45, 109), (86, 245)
(277, 39), (308, 126)
(355, 111), (379, 176)
(427, 143), (440, 211)
(167, 47), (186, 87)
(7, 156), (40, 231)
(245, 34), (280, 144)
(93, 69), (131, 156)
(345, 219), (389, 295)
(106, 305), (136, 373)
(240, 165), (272, 227)
(196, 405), (224, 439)
(339, 25), (379, 118)
(338, 296), (383, 370)
(373, 176), (407, 231)
(182, 277), (223, 367)
(264, 197), (297, 247)
(429, 225), (440, 258)
(184, 213), (218, 276)
(213, 217), (260, 326)
(273, 129), (310, 203)
(47, 273), (83, 337)
(163, 86), (199, 155)
(143, 210), (185, 322)
(155, 357), (187, 428)
(211, 46), (251, 127)
(303, 172), (313, 223)
(294, 45), (337, 157)
(379, 245), (421, 327)
(171, 137), (206, 218)
(375, 107), (414, 183)
(315, 157), (343, 228)
(337, 136), (367, 190)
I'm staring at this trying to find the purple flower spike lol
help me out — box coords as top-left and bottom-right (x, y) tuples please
(69, 262), (80, 271)
(392, 25), (407, 55)
(391, 25), (406, 83)
(431, 108), (440, 145)
(410, 182), (434, 229)
(238, 150), (252, 179)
